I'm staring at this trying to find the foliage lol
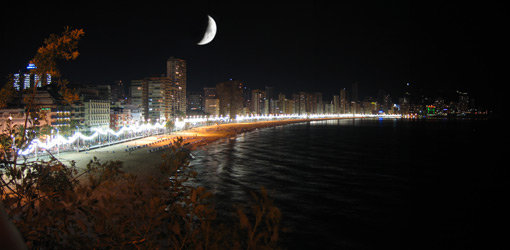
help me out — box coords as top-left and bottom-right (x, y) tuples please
(31, 26), (84, 79)
(0, 27), (282, 249)
(0, 119), (36, 162)
(236, 187), (282, 250)
(165, 120), (175, 132)
(1, 138), (282, 249)
(0, 77), (17, 109)
(175, 111), (186, 119)
(0, 27), (84, 167)
(57, 79), (80, 105)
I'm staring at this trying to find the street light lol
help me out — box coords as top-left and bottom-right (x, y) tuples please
(56, 128), (59, 156)
(75, 126), (79, 151)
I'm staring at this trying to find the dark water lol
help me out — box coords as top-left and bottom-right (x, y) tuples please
(189, 118), (505, 250)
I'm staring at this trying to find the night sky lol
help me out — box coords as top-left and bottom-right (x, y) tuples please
(1, 1), (503, 109)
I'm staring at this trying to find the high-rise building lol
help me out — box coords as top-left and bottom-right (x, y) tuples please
(187, 92), (203, 114)
(251, 89), (265, 115)
(112, 80), (126, 101)
(278, 93), (287, 114)
(243, 86), (252, 112)
(457, 91), (470, 113)
(333, 95), (340, 114)
(313, 92), (323, 114)
(131, 77), (176, 122)
(304, 92), (314, 114)
(292, 92), (307, 115)
(216, 80), (244, 118)
(324, 102), (334, 114)
(129, 58), (187, 121)
(130, 80), (144, 111)
(143, 78), (164, 122)
(265, 86), (274, 113)
(340, 88), (348, 114)
(203, 87), (216, 99)
(13, 63), (51, 91)
(265, 86), (274, 101)
(167, 57), (187, 115)
(286, 99), (295, 114)
(204, 99), (220, 116)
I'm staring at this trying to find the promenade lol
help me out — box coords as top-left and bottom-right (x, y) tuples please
(48, 117), (374, 177)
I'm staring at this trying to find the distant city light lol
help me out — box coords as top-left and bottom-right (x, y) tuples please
(18, 122), (165, 156)
(17, 114), (401, 156)
(27, 63), (37, 69)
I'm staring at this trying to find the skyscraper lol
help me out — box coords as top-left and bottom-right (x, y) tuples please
(203, 87), (216, 99)
(292, 92), (307, 115)
(333, 95), (340, 114)
(340, 88), (347, 114)
(313, 92), (323, 114)
(187, 92), (203, 114)
(216, 80), (244, 118)
(13, 63), (51, 91)
(251, 89), (265, 115)
(204, 99), (220, 116)
(167, 57), (186, 115)
(131, 77), (175, 121)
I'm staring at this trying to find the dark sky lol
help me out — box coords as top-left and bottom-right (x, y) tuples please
(0, 0), (503, 108)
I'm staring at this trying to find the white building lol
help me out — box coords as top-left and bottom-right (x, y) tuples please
(84, 100), (110, 129)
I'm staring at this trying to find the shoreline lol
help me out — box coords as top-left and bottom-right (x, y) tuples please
(180, 116), (367, 150)
(182, 118), (314, 150)
(53, 117), (364, 178)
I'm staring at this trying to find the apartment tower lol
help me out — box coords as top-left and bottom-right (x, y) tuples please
(167, 57), (187, 115)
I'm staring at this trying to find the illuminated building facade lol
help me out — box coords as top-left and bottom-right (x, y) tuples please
(110, 108), (129, 131)
(187, 92), (203, 114)
(20, 89), (71, 127)
(340, 88), (348, 114)
(13, 63), (51, 91)
(167, 57), (187, 115)
(251, 89), (265, 115)
(84, 99), (110, 129)
(292, 93), (304, 115)
(216, 80), (244, 118)
(204, 98), (220, 116)
(131, 76), (182, 121)
(130, 80), (144, 112)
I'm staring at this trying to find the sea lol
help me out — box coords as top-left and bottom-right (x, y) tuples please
(189, 118), (505, 250)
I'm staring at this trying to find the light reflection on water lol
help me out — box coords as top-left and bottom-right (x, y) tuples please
(189, 118), (497, 249)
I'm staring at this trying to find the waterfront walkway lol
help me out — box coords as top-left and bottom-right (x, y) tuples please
(25, 117), (396, 177)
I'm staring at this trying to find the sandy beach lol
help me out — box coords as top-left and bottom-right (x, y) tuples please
(52, 118), (343, 178)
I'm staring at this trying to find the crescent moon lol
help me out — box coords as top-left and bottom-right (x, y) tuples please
(197, 15), (217, 45)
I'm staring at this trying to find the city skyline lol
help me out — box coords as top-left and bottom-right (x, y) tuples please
(0, 1), (503, 110)
(0, 2), (504, 248)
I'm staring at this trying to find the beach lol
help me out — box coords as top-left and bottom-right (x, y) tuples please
(52, 118), (326, 179)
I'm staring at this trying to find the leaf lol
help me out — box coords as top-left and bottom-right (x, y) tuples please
(172, 223), (181, 236)
(237, 208), (251, 230)
(271, 225), (279, 243)
(194, 204), (205, 214)
(94, 223), (104, 234)
(190, 189), (197, 203)
(76, 219), (87, 233)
